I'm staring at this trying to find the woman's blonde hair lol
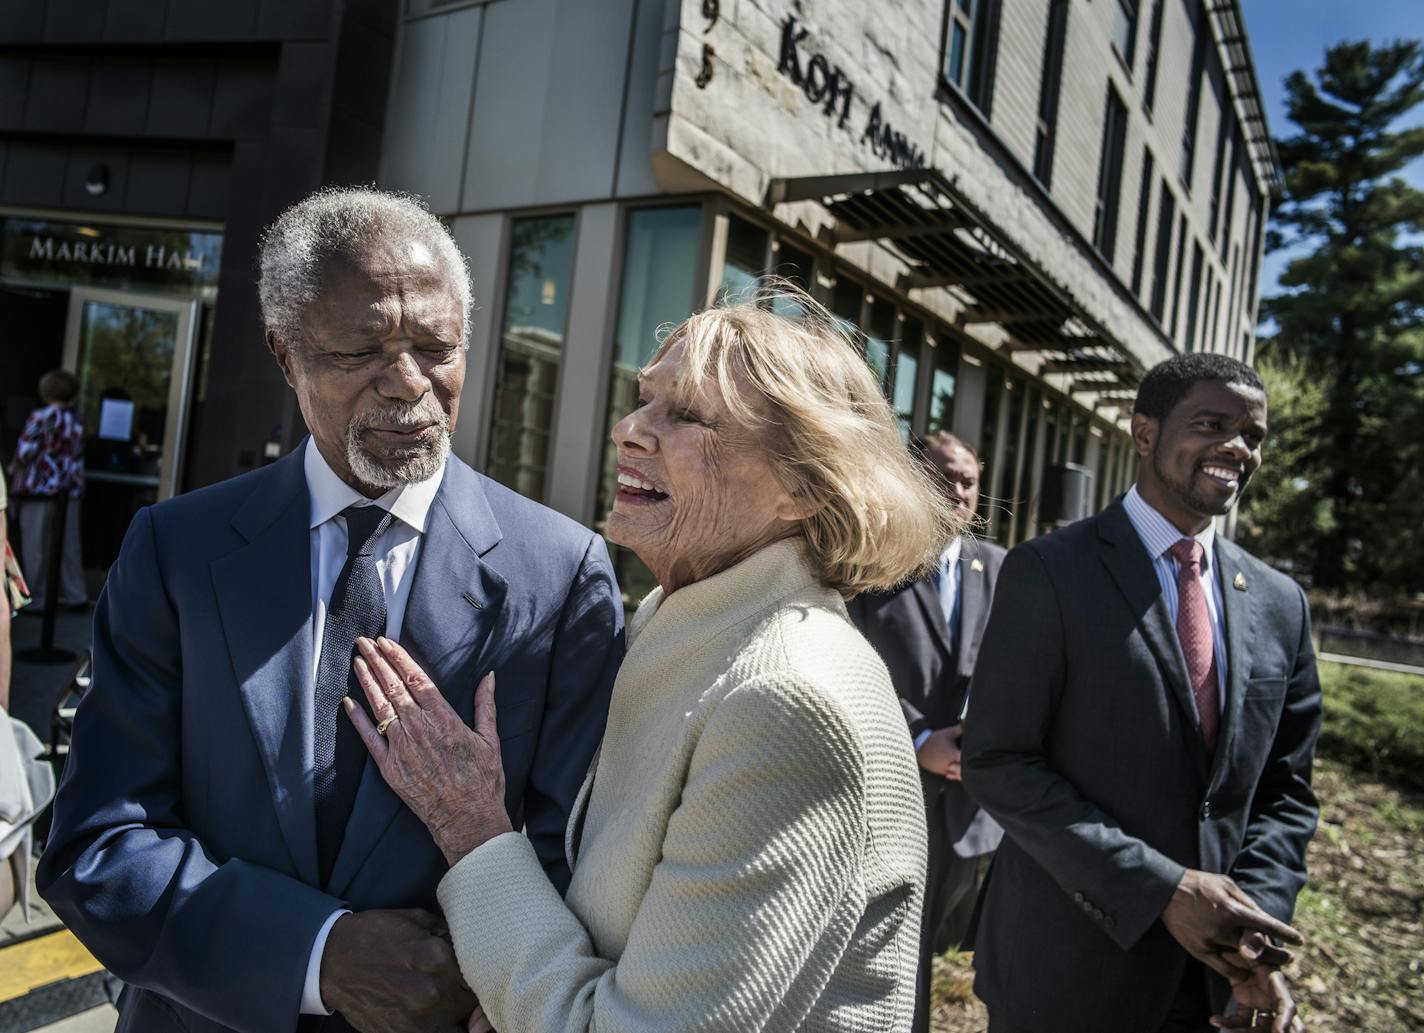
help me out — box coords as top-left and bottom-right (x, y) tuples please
(651, 280), (962, 597)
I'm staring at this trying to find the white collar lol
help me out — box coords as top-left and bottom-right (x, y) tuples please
(303, 437), (445, 533)
(1122, 484), (1216, 568)
(939, 536), (964, 571)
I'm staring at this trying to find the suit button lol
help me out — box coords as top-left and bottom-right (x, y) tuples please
(1093, 908), (1105, 921)
(1201, 800), (1213, 820)
(1105, 916), (1117, 929)
(1073, 891), (1085, 904)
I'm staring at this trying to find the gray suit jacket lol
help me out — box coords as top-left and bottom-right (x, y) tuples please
(961, 500), (1321, 1032)
(849, 537), (1006, 857)
(39, 447), (623, 1033)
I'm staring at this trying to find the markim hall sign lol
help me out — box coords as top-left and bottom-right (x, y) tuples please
(776, 14), (927, 171)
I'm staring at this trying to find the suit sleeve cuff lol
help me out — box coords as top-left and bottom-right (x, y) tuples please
(300, 908), (350, 1015)
(913, 728), (933, 751)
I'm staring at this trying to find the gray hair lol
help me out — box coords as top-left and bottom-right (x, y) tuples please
(257, 186), (473, 348)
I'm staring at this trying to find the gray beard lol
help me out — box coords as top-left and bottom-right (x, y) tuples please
(345, 404), (451, 489)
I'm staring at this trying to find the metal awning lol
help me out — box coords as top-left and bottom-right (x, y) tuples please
(764, 167), (1145, 397)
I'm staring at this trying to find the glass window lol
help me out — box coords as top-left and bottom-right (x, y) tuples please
(596, 206), (703, 604)
(944, 0), (997, 109)
(1130, 147), (1155, 296)
(1170, 213), (1189, 337)
(865, 295), (896, 391)
(926, 336), (959, 434)
(1092, 88), (1130, 262)
(1149, 182), (1176, 321)
(892, 318), (923, 441)
(770, 241), (815, 318)
(718, 215), (768, 304)
(1180, 1), (1207, 188)
(1033, 0), (1069, 188)
(1142, 0), (1165, 112)
(1111, 0), (1138, 68)
(485, 214), (576, 503)
(1185, 240), (1205, 351)
(977, 362), (1005, 526)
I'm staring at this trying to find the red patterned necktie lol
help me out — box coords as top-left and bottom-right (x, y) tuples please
(1168, 538), (1220, 752)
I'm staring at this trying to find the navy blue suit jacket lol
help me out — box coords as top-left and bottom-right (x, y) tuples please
(38, 447), (623, 1033)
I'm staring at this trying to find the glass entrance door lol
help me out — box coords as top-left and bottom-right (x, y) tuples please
(61, 288), (199, 503)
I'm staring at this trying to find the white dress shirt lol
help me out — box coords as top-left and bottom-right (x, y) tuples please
(1120, 485), (1228, 709)
(913, 537), (964, 751)
(299, 439), (447, 1015)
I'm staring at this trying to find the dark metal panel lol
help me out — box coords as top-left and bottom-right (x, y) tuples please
(164, 0), (260, 41)
(1, 141), (68, 207)
(210, 58), (277, 139)
(186, 150), (232, 218)
(0, 56), (30, 129)
(146, 59), (219, 137)
(43, 0), (106, 42)
(124, 147), (195, 217)
(85, 60), (154, 136)
(0, 0), (44, 43)
(24, 58), (91, 133)
(103, 0), (170, 42)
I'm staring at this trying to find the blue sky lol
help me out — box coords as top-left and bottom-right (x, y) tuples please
(1240, 0), (1424, 297)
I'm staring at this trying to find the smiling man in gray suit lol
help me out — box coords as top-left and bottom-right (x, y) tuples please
(964, 354), (1320, 1033)
(39, 188), (623, 1033)
(849, 431), (1005, 1033)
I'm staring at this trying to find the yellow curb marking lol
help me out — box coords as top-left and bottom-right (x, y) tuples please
(0, 929), (104, 1001)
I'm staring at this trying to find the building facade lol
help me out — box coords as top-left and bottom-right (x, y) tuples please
(377, 0), (1277, 595)
(0, 0), (1277, 599)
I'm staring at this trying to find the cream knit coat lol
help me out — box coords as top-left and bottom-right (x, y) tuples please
(437, 539), (928, 1032)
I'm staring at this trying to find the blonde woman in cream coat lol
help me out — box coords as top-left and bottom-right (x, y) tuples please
(346, 284), (961, 1033)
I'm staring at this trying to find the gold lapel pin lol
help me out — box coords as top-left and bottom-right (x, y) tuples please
(971, 558), (985, 573)
(1233, 572), (1247, 591)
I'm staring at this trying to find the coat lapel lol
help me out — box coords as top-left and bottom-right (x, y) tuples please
(1207, 537), (1254, 792)
(327, 459), (508, 896)
(910, 571), (956, 659)
(1097, 502), (1209, 785)
(956, 543), (989, 679)
(211, 449), (320, 886)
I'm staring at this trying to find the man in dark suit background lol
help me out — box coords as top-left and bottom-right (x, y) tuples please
(963, 354), (1319, 1033)
(849, 430), (1006, 1033)
(39, 189), (623, 1033)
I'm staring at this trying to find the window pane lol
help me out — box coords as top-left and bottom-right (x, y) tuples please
(770, 242), (815, 317)
(1111, 0), (1137, 64)
(486, 214), (576, 503)
(893, 318), (922, 442)
(927, 338), (959, 434)
(597, 206), (702, 604)
(949, 23), (968, 87)
(718, 215), (768, 304)
(865, 295), (896, 390)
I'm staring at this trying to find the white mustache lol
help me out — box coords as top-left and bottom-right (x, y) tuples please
(351, 401), (449, 435)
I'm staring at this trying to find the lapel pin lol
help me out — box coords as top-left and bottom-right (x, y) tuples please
(462, 592), (483, 610)
(971, 558), (985, 573)
(1233, 573), (1247, 591)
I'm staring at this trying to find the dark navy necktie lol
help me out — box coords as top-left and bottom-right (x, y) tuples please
(314, 503), (393, 886)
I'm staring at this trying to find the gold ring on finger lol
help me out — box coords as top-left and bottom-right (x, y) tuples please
(376, 715), (400, 737)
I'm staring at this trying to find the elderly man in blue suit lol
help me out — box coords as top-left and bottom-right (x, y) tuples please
(39, 188), (623, 1033)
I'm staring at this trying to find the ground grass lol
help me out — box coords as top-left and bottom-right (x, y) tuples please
(1315, 661), (1424, 793)
(928, 661), (1424, 1033)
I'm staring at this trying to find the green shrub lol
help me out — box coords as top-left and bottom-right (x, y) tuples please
(1316, 661), (1424, 793)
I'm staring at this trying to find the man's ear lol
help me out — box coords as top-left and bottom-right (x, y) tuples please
(1129, 412), (1157, 458)
(267, 331), (298, 388)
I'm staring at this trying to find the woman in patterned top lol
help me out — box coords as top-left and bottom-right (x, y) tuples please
(8, 370), (87, 610)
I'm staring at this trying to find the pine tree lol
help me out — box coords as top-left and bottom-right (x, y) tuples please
(1245, 40), (1424, 593)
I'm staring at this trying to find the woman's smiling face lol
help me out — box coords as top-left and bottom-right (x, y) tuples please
(606, 339), (803, 594)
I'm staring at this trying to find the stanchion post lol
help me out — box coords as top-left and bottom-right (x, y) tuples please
(17, 493), (78, 664)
